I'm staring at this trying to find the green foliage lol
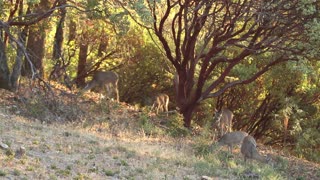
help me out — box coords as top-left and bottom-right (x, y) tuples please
(138, 112), (162, 136)
(5, 148), (14, 158)
(165, 113), (190, 137)
(295, 122), (320, 162)
(193, 126), (215, 157)
(0, 170), (6, 176)
(232, 56), (259, 80)
(272, 156), (289, 172)
(119, 41), (172, 105)
(127, 0), (155, 24)
(27, 0), (40, 5)
(103, 169), (119, 176)
(0, 0), (4, 15)
(12, 169), (21, 176)
(193, 160), (217, 177)
(303, 19), (320, 57)
(297, 0), (318, 16)
(109, 12), (130, 35)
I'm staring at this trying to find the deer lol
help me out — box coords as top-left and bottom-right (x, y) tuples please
(213, 108), (233, 138)
(241, 135), (271, 164)
(151, 93), (169, 116)
(217, 131), (248, 154)
(79, 71), (119, 102)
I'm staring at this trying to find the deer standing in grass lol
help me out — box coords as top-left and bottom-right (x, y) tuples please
(241, 135), (271, 164)
(151, 93), (169, 116)
(79, 71), (119, 102)
(218, 131), (248, 154)
(213, 108), (233, 137)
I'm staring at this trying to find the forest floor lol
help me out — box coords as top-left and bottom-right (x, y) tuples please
(0, 86), (319, 180)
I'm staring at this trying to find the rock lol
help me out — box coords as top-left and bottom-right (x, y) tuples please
(201, 176), (213, 180)
(0, 141), (9, 149)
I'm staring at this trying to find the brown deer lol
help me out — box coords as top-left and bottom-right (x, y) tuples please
(151, 93), (169, 116)
(213, 108), (233, 137)
(79, 71), (119, 102)
(217, 131), (248, 154)
(241, 135), (271, 164)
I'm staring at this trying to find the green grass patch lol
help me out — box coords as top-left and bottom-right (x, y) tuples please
(0, 170), (6, 176)
(103, 169), (119, 176)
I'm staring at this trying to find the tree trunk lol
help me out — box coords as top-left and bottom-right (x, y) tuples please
(10, 1), (27, 90)
(23, 26), (45, 77)
(76, 32), (88, 88)
(50, 0), (66, 81)
(52, 2), (65, 60)
(68, 20), (76, 44)
(175, 69), (201, 128)
(98, 41), (107, 57)
(181, 105), (196, 128)
(98, 35), (108, 57)
(22, 0), (50, 78)
(11, 27), (28, 90)
(0, 34), (11, 90)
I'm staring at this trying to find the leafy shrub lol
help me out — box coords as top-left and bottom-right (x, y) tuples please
(138, 112), (163, 136)
(166, 113), (190, 137)
(294, 126), (320, 163)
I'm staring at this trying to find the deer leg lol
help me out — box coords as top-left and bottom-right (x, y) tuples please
(228, 119), (232, 132)
(229, 144), (233, 154)
(105, 84), (111, 100)
(113, 81), (119, 102)
(220, 125), (224, 137)
(164, 100), (169, 116)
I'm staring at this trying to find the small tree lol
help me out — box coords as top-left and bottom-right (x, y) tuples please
(121, 0), (319, 127)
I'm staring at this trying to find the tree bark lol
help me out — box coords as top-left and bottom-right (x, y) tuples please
(0, 34), (11, 90)
(50, 0), (66, 81)
(22, 0), (51, 78)
(68, 20), (76, 44)
(52, 5), (65, 60)
(23, 26), (45, 77)
(181, 102), (197, 128)
(10, 1), (27, 90)
(11, 27), (27, 90)
(76, 32), (89, 88)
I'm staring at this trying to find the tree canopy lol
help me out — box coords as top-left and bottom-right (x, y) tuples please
(119, 0), (320, 127)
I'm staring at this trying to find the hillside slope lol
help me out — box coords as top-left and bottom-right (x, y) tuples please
(0, 87), (319, 179)
(0, 109), (203, 179)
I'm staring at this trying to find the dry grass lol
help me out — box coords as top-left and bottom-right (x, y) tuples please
(0, 87), (319, 180)
(0, 110), (202, 179)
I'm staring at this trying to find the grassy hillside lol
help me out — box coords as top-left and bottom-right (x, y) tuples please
(0, 88), (319, 180)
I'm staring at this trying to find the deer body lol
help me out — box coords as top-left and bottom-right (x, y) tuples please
(241, 135), (270, 163)
(80, 71), (119, 102)
(151, 93), (169, 115)
(213, 108), (233, 137)
(218, 131), (248, 153)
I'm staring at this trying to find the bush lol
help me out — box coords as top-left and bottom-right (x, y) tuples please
(165, 113), (190, 137)
(138, 112), (163, 136)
